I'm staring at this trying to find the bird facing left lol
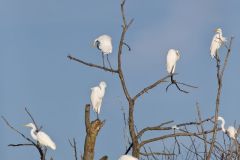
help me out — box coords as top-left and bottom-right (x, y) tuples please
(93, 34), (113, 69)
(25, 123), (56, 150)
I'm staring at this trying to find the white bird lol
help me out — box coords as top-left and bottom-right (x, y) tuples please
(25, 123), (56, 150)
(218, 116), (237, 140)
(118, 155), (138, 160)
(210, 28), (227, 59)
(90, 81), (107, 118)
(166, 49), (180, 74)
(93, 34), (113, 69)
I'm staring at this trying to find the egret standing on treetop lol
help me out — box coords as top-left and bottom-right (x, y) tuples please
(90, 81), (107, 119)
(166, 49), (180, 75)
(218, 116), (237, 140)
(210, 28), (226, 59)
(25, 123), (56, 150)
(93, 34), (113, 69)
(118, 155), (138, 160)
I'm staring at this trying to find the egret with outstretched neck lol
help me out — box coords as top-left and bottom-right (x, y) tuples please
(25, 123), (56, 150)
(218, 116), (237, 140)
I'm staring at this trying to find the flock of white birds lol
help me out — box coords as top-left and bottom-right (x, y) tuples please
(24, 28), (237, 160)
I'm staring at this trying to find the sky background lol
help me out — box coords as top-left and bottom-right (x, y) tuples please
(1, 0), (240, 159)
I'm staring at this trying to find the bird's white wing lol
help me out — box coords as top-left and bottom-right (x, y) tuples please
(97, 35), (112, 54)
(37, 131), (56, 150)
(166, 50), (178, 74)
(118, 155), (138, 160)
(210, 34), (221, 58)
(90, 87), (102, 114)
(227, 126), (237, 139)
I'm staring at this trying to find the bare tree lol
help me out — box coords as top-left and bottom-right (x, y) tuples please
(2, 1), (238, 160)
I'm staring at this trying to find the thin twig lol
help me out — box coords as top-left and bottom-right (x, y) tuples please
(8, 143), (34, 147)
(133, 74), (172, 101)
(69, 138), (78, 160)
(25, 107), (40, 131)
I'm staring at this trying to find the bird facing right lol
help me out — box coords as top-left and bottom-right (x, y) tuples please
(210, 28), (227, 59)
(118, 155), (138, 160)
(90, 81), (107, 118)
(166, 49), (180, 74)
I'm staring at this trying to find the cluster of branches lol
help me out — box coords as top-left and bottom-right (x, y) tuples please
(2, 0), (238, 160)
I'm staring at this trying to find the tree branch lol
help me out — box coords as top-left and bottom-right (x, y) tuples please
(133, 75), (172, 101)
(69, 138), (78, 160)
(67, 54), (118, 73)
(8, 143), (34, 147)
(139, 128), (221, 148)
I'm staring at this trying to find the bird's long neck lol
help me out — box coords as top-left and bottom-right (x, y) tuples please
(30, 126), (38, 140)
(219, 118), (226, 133)
(99, 86), (105, 97)
(95, 40), (101, 50)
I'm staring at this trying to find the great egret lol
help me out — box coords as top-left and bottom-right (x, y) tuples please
(218, 116), (237, 140)
(210, 28), (226, 59)
(25, 123), (56, 150)
(118, 155), (138, 160)
(90, 81), (107, 119)
(166, 49), (180, 74)
(93, 34), (113, 69)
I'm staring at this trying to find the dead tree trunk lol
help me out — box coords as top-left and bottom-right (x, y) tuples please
(83, 104), (105, 160)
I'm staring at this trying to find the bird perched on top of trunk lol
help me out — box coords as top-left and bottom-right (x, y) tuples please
(90, 81), (107, 119)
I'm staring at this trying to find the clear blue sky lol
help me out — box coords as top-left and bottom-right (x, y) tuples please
(1, 0), (240, 159)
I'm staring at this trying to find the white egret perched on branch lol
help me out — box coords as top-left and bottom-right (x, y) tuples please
(210, 28), (227, 59)
(218, 116), (237, 140)
(90, 81), (107, 119)
(118, 155), (138, 160)
(166, 49), (180, 75)
(25, 123), (56, 150)
(93, 34), (113, 69)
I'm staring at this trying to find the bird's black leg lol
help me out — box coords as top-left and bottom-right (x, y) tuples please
(96, 112), (99, 120)
(215, 51), (221, 63)
(106, 54), (113, 71)
(102, 52), (105, 68)
(125, 143), (133, 154)
(166, 74), (174, 92)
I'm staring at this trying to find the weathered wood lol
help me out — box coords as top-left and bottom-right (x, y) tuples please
(83, 104), (105, 160)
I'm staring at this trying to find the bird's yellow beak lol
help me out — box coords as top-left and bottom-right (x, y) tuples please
(214, 28), (220, 33)
(24, 124), (30, 127)
(92, 41), (97, 48)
